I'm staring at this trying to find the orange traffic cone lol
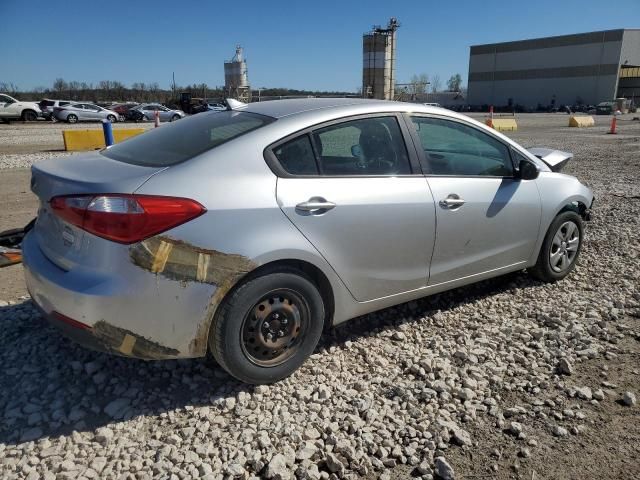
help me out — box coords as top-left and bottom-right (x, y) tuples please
(608, 116), (617, 134)
(154, 110), (160, 128)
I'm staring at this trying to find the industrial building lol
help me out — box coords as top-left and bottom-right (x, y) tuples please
(362, 18), (399, 100)
(224, 46), (251, 103)
(467, 29), (640, 109)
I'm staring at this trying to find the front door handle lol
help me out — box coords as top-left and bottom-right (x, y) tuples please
(295, 197), (336, 213)
(439, 194), (465, 209)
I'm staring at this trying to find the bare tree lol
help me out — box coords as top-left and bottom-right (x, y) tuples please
(409, 73), (429, 94)
(53, 78), (68, 94)
(446, 74), (463, 92)
(430, 75), (442, 93)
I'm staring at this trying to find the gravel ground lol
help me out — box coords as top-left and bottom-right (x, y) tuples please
(0, 115), (638, 480)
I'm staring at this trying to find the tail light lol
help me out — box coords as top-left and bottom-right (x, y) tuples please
(50, 194), (205, 244)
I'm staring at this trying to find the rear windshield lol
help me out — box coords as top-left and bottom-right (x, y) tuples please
(40, 100), (54, 107)
(101, 111), (273, 167)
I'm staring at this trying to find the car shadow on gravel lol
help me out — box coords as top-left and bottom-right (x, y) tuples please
(0, 270), (540, 446)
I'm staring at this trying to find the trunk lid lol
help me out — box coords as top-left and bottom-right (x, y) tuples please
(31, 151), (166, 270)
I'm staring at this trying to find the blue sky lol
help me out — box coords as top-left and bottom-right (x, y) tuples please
(2, 0), (638, 92)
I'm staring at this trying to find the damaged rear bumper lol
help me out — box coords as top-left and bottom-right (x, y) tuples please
(22, 231), (216, 360)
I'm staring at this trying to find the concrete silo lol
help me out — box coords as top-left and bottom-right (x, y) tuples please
(224, 46), (251, 102)
(362, 18), (399, 100)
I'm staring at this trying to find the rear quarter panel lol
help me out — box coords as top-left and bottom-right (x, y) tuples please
(132, 129), (356, 355)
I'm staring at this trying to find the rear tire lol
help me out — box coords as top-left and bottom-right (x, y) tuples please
(67, 114), (78, 124)
(21, 110), (38, 122)
(209, 268), (325, 384)
(529, 211), (583, 282)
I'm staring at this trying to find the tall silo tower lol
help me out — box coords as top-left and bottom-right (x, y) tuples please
(362, 18), (399, 100)
(224, 45), (251, 102)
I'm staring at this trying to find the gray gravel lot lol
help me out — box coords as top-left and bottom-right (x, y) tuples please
(0, 114), (638, 480)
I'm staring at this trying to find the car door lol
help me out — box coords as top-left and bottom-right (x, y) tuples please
(406, 114), (541, 286)
(273, 114), (436, 302)
(143, 105), (156, 120)
(158, 106), (171, 121)
(84, 104), (102, 120)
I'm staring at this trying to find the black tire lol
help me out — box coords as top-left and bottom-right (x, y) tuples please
(67, 114), (78, 124)
(170, 114), (180, 122)
(209, 268), (325, 384)
(21, 110), (38, 122)
(529, 211), (583, 282)
(107, 115), (117, 123)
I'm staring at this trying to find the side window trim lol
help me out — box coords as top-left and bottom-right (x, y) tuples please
(264, 113), (421, 178)
(403, 113), (516, 179)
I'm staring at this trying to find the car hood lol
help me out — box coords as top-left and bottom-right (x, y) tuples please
(17, 101), (41, 111)
(527, 148), (573, 172)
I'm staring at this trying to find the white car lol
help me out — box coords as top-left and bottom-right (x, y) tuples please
(0, 94), (41, 122)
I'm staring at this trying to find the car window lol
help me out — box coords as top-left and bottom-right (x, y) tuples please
(102, 111), (273, 167)
(273, 135), (318, 175)
(59, 101), (71, 106)
(87, 104), (100, 110)
(72, 104), (85, 109)
(410, 116), (513, 176)
(0, 95), (13, 103)
(311, 116), (411, 175)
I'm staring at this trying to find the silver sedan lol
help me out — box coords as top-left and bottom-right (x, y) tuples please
(53, 103), (120, 123)
(130, 103), (185, 122)
(23, 99), (593, 384)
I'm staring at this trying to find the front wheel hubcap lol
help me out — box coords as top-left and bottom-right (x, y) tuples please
(241, 290), (307, 366)
(550, 221), (579, 272)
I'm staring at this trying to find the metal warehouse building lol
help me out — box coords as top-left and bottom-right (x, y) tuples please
(467, 29), (640, 109)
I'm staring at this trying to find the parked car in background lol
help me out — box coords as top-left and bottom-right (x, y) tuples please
(38, 99), (74, 120)
(110, 103), (139, 118)
(127, 103), (185, 122)
(0, 94), (41, 122)
(23, 98), (594, 384)
(207, 102), (226, 111)
(53, 103), (120, 123)
(423, 102), (441, 108)
(596, 102), (615, 115)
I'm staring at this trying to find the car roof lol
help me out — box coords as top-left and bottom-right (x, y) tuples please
(241, 98), (401, 118)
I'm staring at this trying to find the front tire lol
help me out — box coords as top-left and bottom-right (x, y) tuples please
(107, 115), (117, 123)
(21, 110), (38, 122)
(209, 268), (325, 384)
(170, 114), (180, 122)
(529, 211), (583, 282)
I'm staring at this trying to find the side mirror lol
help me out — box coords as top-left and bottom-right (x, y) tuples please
(518, 159), (539, 180)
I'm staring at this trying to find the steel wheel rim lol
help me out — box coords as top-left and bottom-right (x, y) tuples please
(241, 289), (308, 367)
(550, 221), (579, 272)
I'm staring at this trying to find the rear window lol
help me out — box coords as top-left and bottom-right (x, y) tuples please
(101, 111), (273, 167)
(40, 100), (54, 107)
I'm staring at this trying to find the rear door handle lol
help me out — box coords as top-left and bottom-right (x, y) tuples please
(295, 197), (336, 213)
(439, 194), (465, 209)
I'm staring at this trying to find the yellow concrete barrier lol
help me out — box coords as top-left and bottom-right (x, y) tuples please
(63, 128), (145, 151)
(485, 118), (518, 132)
(568, 115), (595, 127)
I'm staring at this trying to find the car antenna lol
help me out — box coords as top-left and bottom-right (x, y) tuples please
(225, 98), (248, 111)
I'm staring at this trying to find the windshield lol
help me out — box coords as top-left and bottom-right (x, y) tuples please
(101, 111), (274, 167)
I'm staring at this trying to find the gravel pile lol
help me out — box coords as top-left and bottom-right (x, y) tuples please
(0, 121), (638, 479)
(0, 152), (73, 170)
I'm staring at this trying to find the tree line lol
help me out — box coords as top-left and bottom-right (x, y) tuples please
(0, 79), (357, 104)
(404, 73), (464, 94)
